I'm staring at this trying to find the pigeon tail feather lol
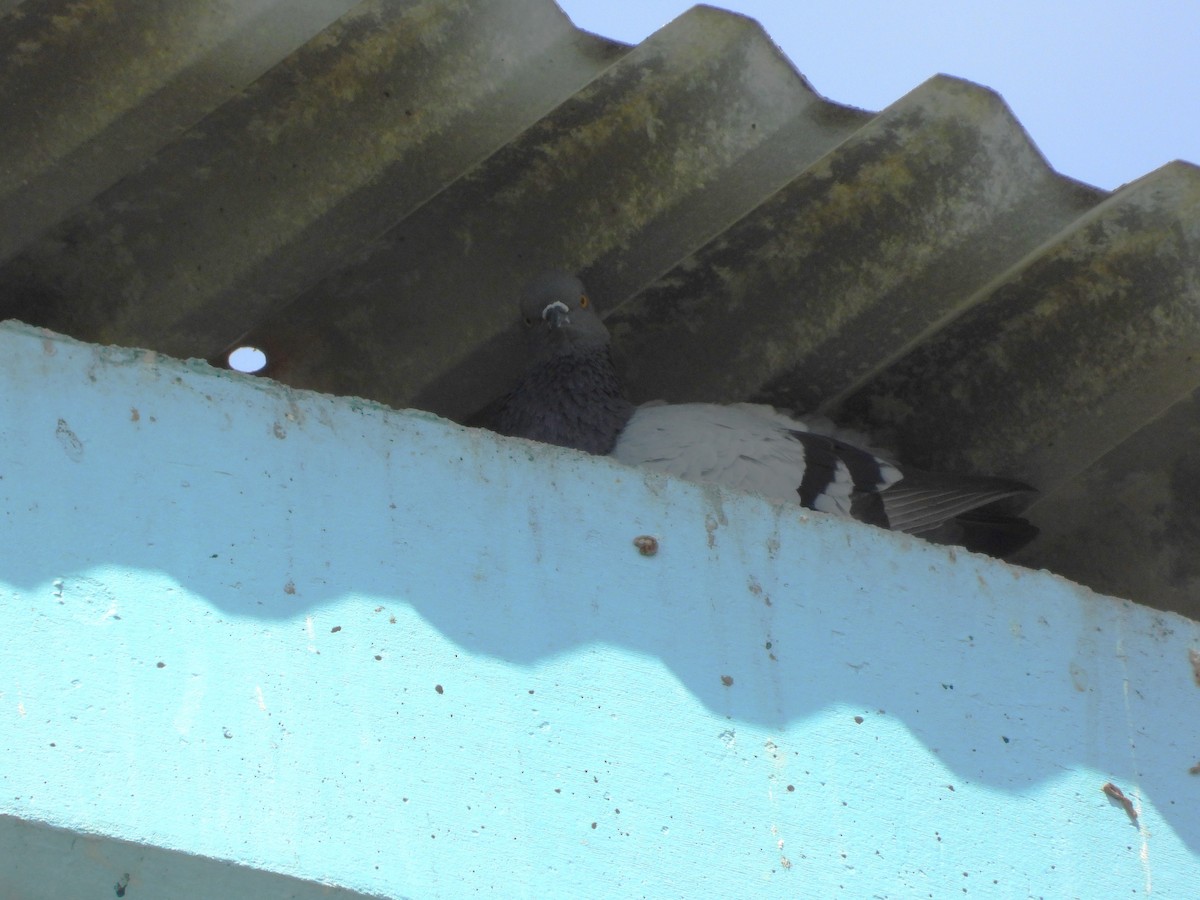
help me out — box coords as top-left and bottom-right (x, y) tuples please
(874, 468), (1037, 536)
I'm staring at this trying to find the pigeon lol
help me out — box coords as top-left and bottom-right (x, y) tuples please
(487, 271), (1038, 556)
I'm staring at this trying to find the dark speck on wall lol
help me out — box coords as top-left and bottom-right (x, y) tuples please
(435, 684), (444, 694)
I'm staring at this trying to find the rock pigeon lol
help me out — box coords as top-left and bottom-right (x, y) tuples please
(488, 271), (1037, 556)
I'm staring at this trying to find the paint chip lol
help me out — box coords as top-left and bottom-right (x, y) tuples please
(632, 535), (658, 556)
(1102, 782), (1138, 824)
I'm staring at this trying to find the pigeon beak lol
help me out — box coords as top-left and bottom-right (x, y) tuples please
(541, 300), (571, 330)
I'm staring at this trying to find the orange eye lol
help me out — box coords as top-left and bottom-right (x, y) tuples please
(579, 294), (590, 309)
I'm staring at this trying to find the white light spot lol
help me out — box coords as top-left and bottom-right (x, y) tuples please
(228, 346), (267, 373)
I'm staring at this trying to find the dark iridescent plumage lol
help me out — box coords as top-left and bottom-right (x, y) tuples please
(494, 347), (633, 455)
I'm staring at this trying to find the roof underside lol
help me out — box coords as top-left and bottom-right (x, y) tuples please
(2, 0), (1198, 618)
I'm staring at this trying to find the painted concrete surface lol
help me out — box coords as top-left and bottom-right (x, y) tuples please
(1, 320), (1199, 899)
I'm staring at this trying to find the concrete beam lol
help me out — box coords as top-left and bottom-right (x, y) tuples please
(2, 320), (1199, 897)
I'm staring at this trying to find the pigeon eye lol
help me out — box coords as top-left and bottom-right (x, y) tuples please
(579, 294), (590, 309)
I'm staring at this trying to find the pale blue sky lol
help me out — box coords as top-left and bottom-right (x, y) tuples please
(557, 1), (1199, 190)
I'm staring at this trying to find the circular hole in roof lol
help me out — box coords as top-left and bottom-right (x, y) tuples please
(228, 346), (267, 374)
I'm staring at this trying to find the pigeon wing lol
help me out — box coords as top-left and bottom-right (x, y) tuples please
(614, 403), (1035, 542)
(612, 403), (902, 523)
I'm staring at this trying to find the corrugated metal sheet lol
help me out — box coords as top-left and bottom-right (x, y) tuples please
(2, 0), (1197, 617)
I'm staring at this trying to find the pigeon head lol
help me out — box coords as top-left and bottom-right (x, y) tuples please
(519, 271), (611, 362)
(490, 271), (633, 455)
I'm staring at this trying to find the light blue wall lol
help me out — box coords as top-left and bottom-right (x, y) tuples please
(2, 320), (1198, 898)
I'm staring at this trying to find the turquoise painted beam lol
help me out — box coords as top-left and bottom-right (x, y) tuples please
(1, 321), (1198, 898)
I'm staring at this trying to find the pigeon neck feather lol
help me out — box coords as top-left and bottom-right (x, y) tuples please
(498, 345), (634, 455)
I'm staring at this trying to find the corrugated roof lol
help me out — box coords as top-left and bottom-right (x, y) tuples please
(2, 0), (1198, 617)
